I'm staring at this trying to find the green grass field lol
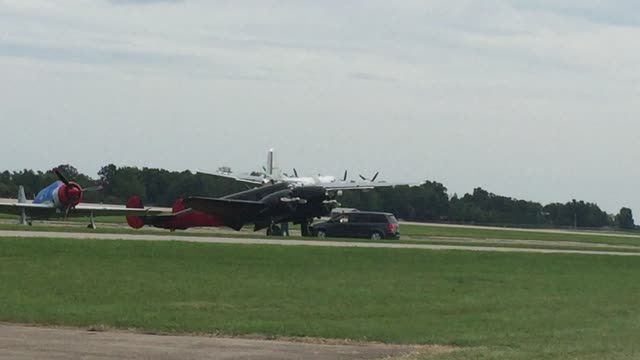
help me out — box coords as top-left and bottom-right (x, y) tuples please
(400, 224), (640, 247)
(1, 237), (639, 359)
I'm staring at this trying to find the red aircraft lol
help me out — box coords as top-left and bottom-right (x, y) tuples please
(126, 196), (223, 230)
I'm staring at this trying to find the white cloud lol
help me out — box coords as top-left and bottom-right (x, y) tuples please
(0, 1), (639, 214)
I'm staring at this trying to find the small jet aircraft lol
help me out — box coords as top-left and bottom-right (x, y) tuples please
(0, 169), (161, 228)
(200, 148), (423, 190)
(126, 182), (339, 236)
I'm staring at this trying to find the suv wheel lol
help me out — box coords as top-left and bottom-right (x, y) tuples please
(370, 232), (382, 241)
(316, 230), (326, 238)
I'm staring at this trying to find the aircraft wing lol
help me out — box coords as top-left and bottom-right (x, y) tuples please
(185, 197), (267, 218)
(0, 202), (163, 218)
(0, 202), (56, 217)
(197, 171), (265, 185)
(184, 197), (269, 230)
(72, 204), (165, 217)
(321, 181), (425, 191)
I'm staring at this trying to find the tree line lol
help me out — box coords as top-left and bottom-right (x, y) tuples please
(0, 164), (635, 230)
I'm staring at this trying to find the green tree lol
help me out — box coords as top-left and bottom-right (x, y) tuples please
(615, 207), (635, 230)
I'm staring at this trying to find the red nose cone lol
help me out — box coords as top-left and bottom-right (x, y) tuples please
(68, 187), (81, 205)
(58, 182), (83, 207)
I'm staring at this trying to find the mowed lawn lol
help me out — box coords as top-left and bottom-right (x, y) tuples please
(1, 238), (640, 359)
(401, 224), (640, 247)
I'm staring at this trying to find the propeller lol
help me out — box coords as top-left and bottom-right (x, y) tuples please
(359, 172), (379, 182)
(342, 170), (348, 182)
(53, 168), (105, 219)
(54, 168), (70, 185)
(293, 168), (299, 178)
(62, 184), (82, 220)
(83, 185), (104, 192)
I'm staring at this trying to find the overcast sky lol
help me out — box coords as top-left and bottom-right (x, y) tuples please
(1, 0), (638, 214)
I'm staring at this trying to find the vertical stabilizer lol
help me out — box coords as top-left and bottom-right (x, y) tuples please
(17, 186), (26, 203)
(266, 148), (274, 176)
(18, 185), (28, 225)
(266, 148), (284, 181)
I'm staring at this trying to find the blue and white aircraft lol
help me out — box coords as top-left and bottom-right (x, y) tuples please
(0, 169), (161, 228)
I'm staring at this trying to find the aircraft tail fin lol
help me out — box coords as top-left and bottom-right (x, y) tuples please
(266, 148), (274, 176)
(126, 196), (145, 229)
(17, 186), (26, 203)
(172, 198), (186, 213)
(265, 148), (285, 181)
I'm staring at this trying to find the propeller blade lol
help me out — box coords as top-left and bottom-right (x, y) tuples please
(293, 168), (299, 178)
(54, 168), (70, 185)
(371, 172), (379, 182)
(343, 170), (348, 182)
(359, 174), (367, 181)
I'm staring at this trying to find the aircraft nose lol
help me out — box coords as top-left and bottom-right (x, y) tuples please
(68, 186), (82, 204)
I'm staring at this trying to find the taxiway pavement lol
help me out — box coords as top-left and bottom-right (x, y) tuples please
(0, 324), (430, 360)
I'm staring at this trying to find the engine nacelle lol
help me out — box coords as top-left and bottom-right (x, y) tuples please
(261, 189), (294, 207)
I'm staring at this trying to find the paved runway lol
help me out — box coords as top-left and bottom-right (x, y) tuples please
(1, 230), (639, 256)
(0, 324), (432, 360)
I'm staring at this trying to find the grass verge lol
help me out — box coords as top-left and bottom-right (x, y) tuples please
(400, 224), (640, 247)
(1, 237), (640, 359)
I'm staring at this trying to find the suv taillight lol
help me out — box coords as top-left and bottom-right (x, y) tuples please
(388, 223), (396, 232)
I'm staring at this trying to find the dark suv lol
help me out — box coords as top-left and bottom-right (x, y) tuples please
(310, 211), (400, 240)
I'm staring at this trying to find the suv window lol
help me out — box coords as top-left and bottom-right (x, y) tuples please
(331, 214), (349, 223)
(350, 213), (388, 223)
(371, 214), (388, 223)
(387, 215), (399, 223)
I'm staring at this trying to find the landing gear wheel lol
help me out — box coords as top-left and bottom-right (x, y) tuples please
(301, 220), (311, 237)
(281, 222), (289, 237)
